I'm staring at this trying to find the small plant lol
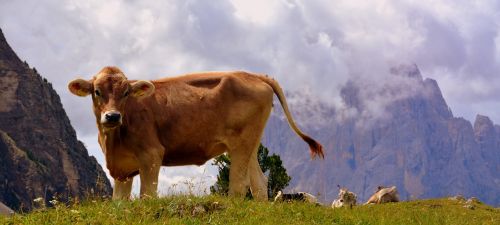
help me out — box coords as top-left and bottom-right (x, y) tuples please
(33, 197), (46, 210)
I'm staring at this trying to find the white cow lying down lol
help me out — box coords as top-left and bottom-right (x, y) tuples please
(331, 186), (357, 208)
(365, 186), (400, 204)
(274, 191), (318, 204)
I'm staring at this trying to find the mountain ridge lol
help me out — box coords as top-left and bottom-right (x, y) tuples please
(263, 65), (500, 206)
(0, 28), (112, 211)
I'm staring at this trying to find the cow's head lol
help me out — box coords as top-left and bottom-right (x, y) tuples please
(337, 188), (348, 203)
(375, 186), (386, 193)
(336, 186), (356, 205)
(68, 66), (155, 129)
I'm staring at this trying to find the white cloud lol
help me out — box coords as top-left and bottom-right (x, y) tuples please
(230, 0), (281, 24)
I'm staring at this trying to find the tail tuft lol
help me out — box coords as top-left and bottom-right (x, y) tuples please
(303, 135), (324, 159)
(258, 75), (325, 160)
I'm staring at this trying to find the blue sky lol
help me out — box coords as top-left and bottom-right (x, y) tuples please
(1, 0), (499, 195)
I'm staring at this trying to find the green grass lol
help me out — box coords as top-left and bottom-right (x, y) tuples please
(1, 196), (499, 225)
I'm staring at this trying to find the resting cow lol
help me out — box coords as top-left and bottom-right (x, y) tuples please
(274, 191), (318, 204)
(331, 185), (357, 208)
(365, 186), (399, 204)
(68, 66), (323, 200)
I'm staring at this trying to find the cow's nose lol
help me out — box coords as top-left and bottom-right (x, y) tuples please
(105, 112), (121, 123)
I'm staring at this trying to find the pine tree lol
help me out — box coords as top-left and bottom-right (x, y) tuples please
(210, 144), (291, 199)
(209, 153), (230, 195)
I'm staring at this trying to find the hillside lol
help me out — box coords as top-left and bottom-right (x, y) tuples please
(0, 196), (498, 224)
(263, 64), (500, 206)
(0, 28), (112, 211)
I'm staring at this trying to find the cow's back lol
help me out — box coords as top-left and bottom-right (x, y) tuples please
(145, 72), (274, 166)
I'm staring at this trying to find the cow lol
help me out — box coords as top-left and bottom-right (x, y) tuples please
(365, 186), (399, 204)
(331, 185), (357, 209)
(273, 191), (318, 204)
(0, 202), (14, 217)
(68, 66), (324, 201)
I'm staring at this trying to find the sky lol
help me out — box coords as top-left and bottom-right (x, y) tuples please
(1, 0), (499, 195)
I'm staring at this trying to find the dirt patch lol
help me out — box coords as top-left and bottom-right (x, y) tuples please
(153, 200), (225, 219)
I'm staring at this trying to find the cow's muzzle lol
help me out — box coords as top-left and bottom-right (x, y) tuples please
(101, 110), (122, 128)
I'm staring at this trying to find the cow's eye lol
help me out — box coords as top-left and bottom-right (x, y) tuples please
(95, 90), (101, 96)
(123, 90), (129, 97)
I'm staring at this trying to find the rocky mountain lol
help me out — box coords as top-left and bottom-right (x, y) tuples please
(263, 64), (500, 206)
(0, 29), (112, 211)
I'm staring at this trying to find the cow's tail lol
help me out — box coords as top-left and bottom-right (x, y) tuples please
(258, 75), (324, 159)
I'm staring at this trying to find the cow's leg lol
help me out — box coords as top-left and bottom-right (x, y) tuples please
(228, 150), (251, 198)
(227, 96), (272, 199)
(139, 162), (161, 198)
(248, 154), (268, 201)
(113, 178), (133, 200)
(137, 145), (163, 199)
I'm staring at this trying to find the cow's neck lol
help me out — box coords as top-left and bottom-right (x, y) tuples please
(99, 126), (123, 169)
(101, 129), (119, 150)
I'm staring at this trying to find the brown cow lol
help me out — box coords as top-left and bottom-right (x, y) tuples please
(68, 66), (323, 200)
(365, 186), (399, 204)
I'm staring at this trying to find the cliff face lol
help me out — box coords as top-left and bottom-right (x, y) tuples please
(263, 65), (500, 206)
(0, 29), (111, 211)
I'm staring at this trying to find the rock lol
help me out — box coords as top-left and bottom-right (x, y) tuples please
(192, 205), (206, 216)
(0, 202), (14, 217)
(463, 204), (475, 210)
(448, 195), (465, 201)
(0, 28), (112, 212)
(466, 197), (481, 204)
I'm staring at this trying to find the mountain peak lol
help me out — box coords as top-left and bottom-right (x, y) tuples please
(0, 28), (21, 67)
(474, 114), (493, 127)
(390, 64), (423, 80)
(423, 78), (453, 119)
(474, 114), (495, 140)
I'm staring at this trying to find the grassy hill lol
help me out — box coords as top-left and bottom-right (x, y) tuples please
(1, 195), (498, 224)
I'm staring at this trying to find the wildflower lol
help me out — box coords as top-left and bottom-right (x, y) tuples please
(33, 197), (44, 203)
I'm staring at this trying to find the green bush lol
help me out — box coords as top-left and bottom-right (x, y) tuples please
(210, 144), (291, 199)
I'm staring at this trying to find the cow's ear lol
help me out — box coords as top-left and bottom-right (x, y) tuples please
(130, 80), (155, 98)
(68, 79), (93, 97)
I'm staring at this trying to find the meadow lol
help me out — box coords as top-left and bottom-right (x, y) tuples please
(1, 195), (498, 225)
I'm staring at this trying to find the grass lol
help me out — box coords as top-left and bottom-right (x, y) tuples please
(1, 196), (499, 225)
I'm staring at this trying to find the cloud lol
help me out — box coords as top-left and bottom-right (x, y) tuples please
(1, 0), (500, 192)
